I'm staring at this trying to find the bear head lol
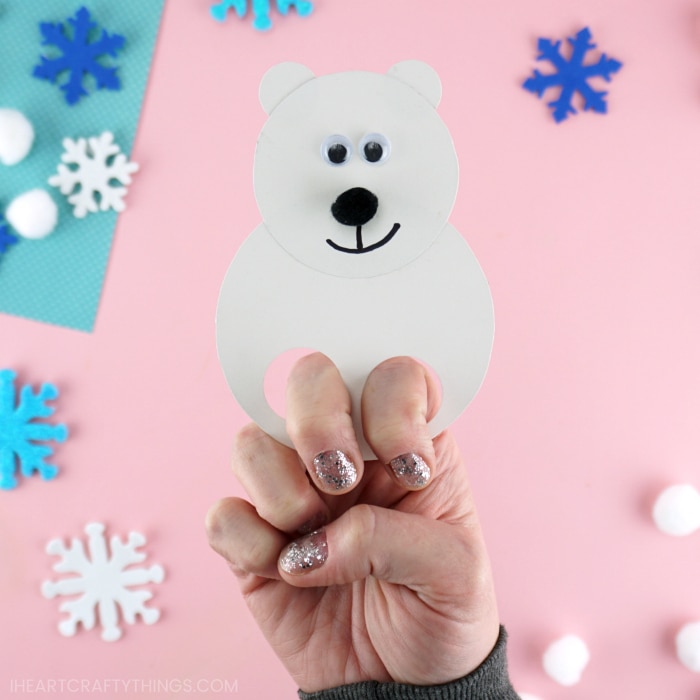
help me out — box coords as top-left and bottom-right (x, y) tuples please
(254, 60), (459, 279)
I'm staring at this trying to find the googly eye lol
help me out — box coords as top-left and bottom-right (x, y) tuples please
(359, 133), (391, 164)
(321, 135), (353, 166)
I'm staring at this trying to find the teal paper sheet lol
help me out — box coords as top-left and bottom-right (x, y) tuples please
(0, 0), (165, 332)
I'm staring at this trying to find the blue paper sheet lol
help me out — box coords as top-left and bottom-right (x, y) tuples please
(0, 1), (165, 332)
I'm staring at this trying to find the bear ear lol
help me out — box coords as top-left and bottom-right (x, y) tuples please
(388, 60), (442, 108)
(259, 62), (316, 114)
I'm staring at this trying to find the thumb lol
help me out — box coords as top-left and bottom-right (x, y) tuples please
(277, 503), (483, 598)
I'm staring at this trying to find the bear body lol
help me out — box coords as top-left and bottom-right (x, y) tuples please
(216, 61), (494, 457)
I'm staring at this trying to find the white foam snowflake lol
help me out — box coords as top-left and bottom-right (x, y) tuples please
(48, 131), (139, 218)
(41, 522), (164, 642)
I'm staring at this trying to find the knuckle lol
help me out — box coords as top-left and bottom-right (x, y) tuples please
(230, 423), (270, 474)
(256, 492), (314, 531)
(345, 503), (377, 549)
(344, 504), (394, 580)
(204, 500), (242, 560)
(226, 560), (249, 580)
(204, 499), (228, 541)
(234, 542), (262, 575)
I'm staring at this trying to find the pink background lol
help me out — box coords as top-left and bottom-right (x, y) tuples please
(3, 0), (700, 698)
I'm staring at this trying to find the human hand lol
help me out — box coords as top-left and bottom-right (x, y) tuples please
(206, 354), (500, 693)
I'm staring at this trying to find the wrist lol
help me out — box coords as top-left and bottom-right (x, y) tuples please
(298, 626), (519, 700)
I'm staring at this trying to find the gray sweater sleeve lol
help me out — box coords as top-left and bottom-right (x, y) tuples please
(297, 627), (519, 700)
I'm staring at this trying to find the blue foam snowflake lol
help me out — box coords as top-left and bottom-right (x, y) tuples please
(0, 370), (68, 490)
(210, 0), (313, 31)
(33, 6), (125, 106)
(523, 27), (623, 123)
(0, 218), (18, 258)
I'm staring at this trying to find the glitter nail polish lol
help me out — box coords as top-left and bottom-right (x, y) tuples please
(388, 453), (431, 488)
(279, 530), (328, 574)
(313, 450), (357, 491)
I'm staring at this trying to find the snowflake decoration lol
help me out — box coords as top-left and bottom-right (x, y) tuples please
(33, 6), (125, 106)
(42, 522), (165, 642)
(0, 218), (18, 258)
(523, 27), (623, 123)
(210, 0), (313, 31)
(0, 369), (68, 490)
(48, 132), (139, 218)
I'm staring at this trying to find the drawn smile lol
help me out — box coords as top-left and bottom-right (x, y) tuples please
(326, 223), (400, 254)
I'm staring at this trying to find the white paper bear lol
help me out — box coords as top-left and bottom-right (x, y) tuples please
(216, 61), (495, 457)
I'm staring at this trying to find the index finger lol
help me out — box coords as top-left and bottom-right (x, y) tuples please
(285, 352), (364, 494)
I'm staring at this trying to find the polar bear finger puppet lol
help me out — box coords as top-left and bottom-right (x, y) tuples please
(216, 61), (495, 458)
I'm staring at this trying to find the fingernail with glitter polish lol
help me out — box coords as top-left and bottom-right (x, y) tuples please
(313, 450), (357, 491)
(279, 529), (328, 575)
(388, 453), (431, 488)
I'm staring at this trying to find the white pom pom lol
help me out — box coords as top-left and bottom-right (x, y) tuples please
(677, 621), (700, 672)
(518, 694), (543, 700)
(0, 108), (35, 165)
(653, 484), (700, 536)
(543, 634), (590, 686)
(6, 189), (58, 239)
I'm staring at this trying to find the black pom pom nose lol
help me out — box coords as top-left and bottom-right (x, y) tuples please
(331, 187), (378, 227)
